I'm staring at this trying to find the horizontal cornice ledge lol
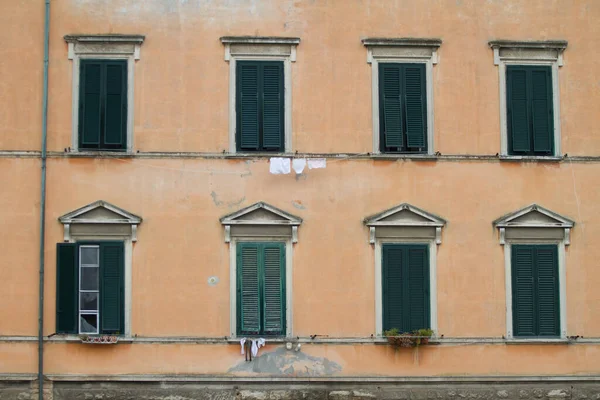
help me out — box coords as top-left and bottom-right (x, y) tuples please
(220, 36), (300, 45)
(362, 37), (442, 47)
(64, 34), (145, 44)
(488, 40), (568, 50)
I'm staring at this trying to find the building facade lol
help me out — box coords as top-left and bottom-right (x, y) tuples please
(1, 1), (600, 399)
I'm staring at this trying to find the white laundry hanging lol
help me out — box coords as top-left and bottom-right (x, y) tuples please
(240, 338), (246, 355)
(269, 158), (291, 174)
(251, 338), (266, 357)
(292, 158), (306, 174)
(307, 158), (326, 169)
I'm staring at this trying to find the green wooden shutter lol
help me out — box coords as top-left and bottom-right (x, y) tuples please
(262, 243), (285, 335)
(382, 244), (429, 332)
(237, 63), (260, 150)
(531, 68), (553, 154)
(79, 61), (102, 147)
(404, 65), (427, 149)
(380, 64), (403, 149)
(406, 246), (430, 331)
(103, 62), (127, 149)
(237, 243), (261, 334)
(56, 243), (78, 334)
(536, 246), (559, 336)
(262, 63), (284, 150)
(512, 245), (536, 336)
(507, 67), (531, 153)
(100, 242), (124, 334)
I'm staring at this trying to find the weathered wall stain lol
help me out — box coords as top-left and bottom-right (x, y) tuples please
(228, 347), (342, 376)
(292, 200), (306, 210)
(210, 191), (245, 208)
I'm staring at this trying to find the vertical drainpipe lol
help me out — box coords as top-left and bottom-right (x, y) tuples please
(38, 1), (50, 399)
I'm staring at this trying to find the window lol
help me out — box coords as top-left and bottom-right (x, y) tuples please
(511, 245), (559, 337)
(382, 244), (430, 332)
(364, 203), (445, 336)
(237, 242), (286, 336)
(56, 242), (124, 335)
(79, 60), (127, 151)
(379, 63), (427, 153)
(221, 202), (302, 337)
(236, 61), (284, 152)
(489, 40), (567, 157)
(506, 66), (553, 155)
(362, 38), (441, 155)
(221, 36), (300, 153)
(65, 34), (145, 153)
(494, 204), (574, 339)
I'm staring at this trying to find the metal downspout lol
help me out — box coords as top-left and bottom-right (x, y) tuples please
(38, 1), (50, 399)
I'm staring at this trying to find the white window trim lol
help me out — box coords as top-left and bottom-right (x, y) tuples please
(489, 40), (567, 158)
(228, 237), (293, 338)
(374, 238), (438, 337)
(363, 38), (441, 155)
(65, 35), (145, 153)
(502, 240), (567, 340)
(221, 37), (300, 154)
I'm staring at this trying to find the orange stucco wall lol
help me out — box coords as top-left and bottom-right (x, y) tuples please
(1, 0), (599, 378)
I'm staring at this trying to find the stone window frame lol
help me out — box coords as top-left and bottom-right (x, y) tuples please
(362, 38), (441, 155)
(58, 200), (142, 337)
(493, 204), (574, 340)
(364, 203), (446, 336)
(220, 37), (300, 154)
(220, 202), (302, 338)
(489, 40), (568, 159)
(65, 34), (145, 153)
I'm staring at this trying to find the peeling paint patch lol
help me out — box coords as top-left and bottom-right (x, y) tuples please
(228, 347), (342, 376)
(291, 200), (305, 210)
(210, 192), (245, 208)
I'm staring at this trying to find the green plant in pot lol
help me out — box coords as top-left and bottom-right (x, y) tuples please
(413, 328), (434, 345)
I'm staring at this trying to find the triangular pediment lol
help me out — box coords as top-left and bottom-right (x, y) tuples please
(59, 200), (142, 224)
(364, 203), (446, 227)
(493, 204), (574, 228)
(220, 202), (302, 226)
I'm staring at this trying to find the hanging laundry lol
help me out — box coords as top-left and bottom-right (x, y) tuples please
(251, 338), (266, 357)
(240, 338), (246, 355)
(292, 158), (307, 174)
(270, 158), (291, 174)
(307, 158), (326, 169)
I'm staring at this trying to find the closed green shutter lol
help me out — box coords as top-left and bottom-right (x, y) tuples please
(404, 65), (427, 149)
(238, 243), (261, 335)
(237, 61), (284, 152)
(381, 65), (403, 148)
(512, 245), (559, 337)
(379, 64), (427, 153)
(262, 243), (285, 334)
(79, 60), (127, 151)
(382, 244), (430, 332)
(56, 243), (78, 334)
(262, 63), (284, 150)
(507, 66), (553, 155)
(100, 242), (124, 334)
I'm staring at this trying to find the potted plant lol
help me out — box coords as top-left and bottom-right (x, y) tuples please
(413, 328), (434, 345)
(383, 328), (434, 349)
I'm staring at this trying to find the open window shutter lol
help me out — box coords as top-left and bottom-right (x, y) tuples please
(100, 242), (124, 334)
(103, 62), (127, 149)
(507, 68), (531, 153)
(238, 243), (260, 334)
(512, 245), (536, 336)
(380, 65), (403, 148)
(56, 243), (78, 334)
(262, 63), (284, 150)
(238, 63), (260, 150)
(404, 65), (427, 149)
(406, 245), (430, 331)
(531, 68), (553, 154)
(382, 245), (404, 331)
(79, 62), (102, 147)
(536, 246), (559, 336)
(262, 243), (285, 335)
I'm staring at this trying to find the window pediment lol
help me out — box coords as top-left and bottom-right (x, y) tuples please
(220, 202), (302, 243)
(364, 203), (446, 244)
(493, 204), (574, 245)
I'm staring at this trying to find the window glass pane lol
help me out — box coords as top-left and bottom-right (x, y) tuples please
(80, 292), (98, 311)
(80, 314), (98, 333)
(80, 247), (99, 265)
(80, 267), (99, 290)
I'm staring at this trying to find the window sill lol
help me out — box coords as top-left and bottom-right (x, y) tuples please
(499, 155), (562, 162)
(370, 154), (437, 161)
(505, 338), (569, 345)
(67, 150), (134, 158)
